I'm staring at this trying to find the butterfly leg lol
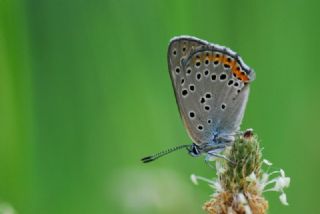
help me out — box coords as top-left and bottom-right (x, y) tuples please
(206, 151), (235, 165)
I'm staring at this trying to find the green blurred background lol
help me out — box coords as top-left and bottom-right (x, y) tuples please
(1, 0), (320, 213)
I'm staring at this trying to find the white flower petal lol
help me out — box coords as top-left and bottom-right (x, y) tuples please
(258, 173), (270, 192)
(215, 161), (226, 175)
(284, 177), (290, 187)
(274, 177), (290, 191)
(246, 172), (257, 182)
(280, 169), (285, 177)
(279, 193), (289, 205)
(213, 181), (224, 192)
(261, 173), (269, 184)
(190, 174), (198, 185)
(263, 159), (273, 166)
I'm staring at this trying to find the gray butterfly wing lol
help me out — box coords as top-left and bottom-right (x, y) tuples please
(167, 36), (255, 145)
(167, 36), (208, 144)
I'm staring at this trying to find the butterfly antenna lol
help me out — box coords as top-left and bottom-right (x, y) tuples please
(141, 144), (191, 163)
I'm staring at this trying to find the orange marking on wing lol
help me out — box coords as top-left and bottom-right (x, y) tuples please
(232, 64), (250, 82)
(222, 56), (232, 67)
(213, 53), (222, 63)
(191, 53), (250, 82)
(230, 60), (236, 69)
(221, 55), (226, 64)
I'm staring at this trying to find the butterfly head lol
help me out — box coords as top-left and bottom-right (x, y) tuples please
(187, 143), (202, 157)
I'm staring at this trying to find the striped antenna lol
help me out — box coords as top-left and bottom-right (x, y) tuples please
(141, 144), (191, 163)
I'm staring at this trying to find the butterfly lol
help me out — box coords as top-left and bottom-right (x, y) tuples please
(141, 36), (255, 163)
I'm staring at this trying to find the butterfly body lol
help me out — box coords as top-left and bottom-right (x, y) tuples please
(168, 36), (255, 158)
